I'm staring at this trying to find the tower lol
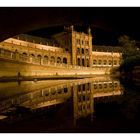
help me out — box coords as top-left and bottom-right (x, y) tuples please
(53, 25), (92, 67)
(71, 26), (92, 67)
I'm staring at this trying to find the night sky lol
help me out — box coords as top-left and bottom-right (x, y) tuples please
(0, 7), (140, 46)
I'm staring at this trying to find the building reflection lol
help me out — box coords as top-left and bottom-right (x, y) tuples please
(0, 77), (123, 126)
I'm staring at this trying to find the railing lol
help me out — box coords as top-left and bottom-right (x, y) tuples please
(0, 48), (119, 70)
(0, 48), (85, 69)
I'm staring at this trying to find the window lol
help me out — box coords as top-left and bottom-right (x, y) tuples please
(22, 52), (27, 57)
(78, 96), (82, 102)
(87, 95), (90, 101)
(37, 55), (42, 62)
(83, 84), (86, 91)
(50, 56), (55, 64)
(104, 84), (107, 88)
(57, 57), (61, 63)
(58, 89), (62, 94)
(108, 60), (112, 65)
(94, 84), (97, 89)
(93, 60), (97, 65)
(114, 83), (118, 87)
(109, 83), (113, 88)
(87, 83), (90, 90)
(83, 95), (86, 101)
(51, 90), (56, 95)
(85, 41), (89, 46)
(85, 49), (89, 55)
(43, 55), (48, 64)
(30, 54), (35, 62)
(82, 59), (85, 66)
(22, 53), (28, 60)
(64, 87), (68, 93)
(98, 60), (102, 65)
(104, 60), (107, 65)
(82, 48), (84, 54)
(76, 39), (80, 45)
(63, 57), (67, 64)
(77, 48), (80, 54)
(99, 84), (102, 89)
(78, 85), (81, 92)
(78, 105), (82, 111)
(114, 60), (117, 65)
(87, 104), (90, 109)
(77, 58), (80, 66)
(86, 59), (89, 67)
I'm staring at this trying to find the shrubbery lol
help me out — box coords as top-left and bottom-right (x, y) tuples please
(118, 35), (140, 73)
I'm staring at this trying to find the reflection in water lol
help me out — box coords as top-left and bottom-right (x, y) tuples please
(0, 76), (124, 132)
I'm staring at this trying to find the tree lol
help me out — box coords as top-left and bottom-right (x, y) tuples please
(118, 35), (140, 73)
(118, 35), (138, 59)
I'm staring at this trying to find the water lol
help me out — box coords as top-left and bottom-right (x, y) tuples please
(0, 76), (139, 133)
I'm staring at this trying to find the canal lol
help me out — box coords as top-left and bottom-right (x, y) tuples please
(0, 76), (140, 133)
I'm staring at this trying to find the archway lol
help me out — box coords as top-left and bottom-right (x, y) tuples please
(82, 58), (85, 66)
(77, 58), (80, 66)
(50, 56), (55, 64)
(43, 55), (49, 64)
(57, 57), (61, 63)
(63, 57), (67, 64)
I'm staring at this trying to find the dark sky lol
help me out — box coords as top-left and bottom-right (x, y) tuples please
(0, 7), (140, 45)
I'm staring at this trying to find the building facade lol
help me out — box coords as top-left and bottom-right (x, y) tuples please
(0, 26), (122, 77)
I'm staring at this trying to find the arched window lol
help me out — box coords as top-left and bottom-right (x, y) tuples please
(114, 60), (117, 65)
(50, 56), (55, 64)
(93, 60), (97, 65)
(77, 58), (80, 66)
(43, 55), (48, 64)
(82, 48), (84, 54)
(30, 54), (35, 62)
(83, 95), (86, 101)
(94, 84), (97, 89)
(104, 84), (107, 88)
(22, 52), (27, 57)
(58, 89), (62, 94)
(76, 39), (80, 45)
(85, 49), (89, 55)
(21, 52), (28, 61)
(82, 84), (86, 91)
(99, 84), (102, 89)
(86, 59), (89, 67)
(77, 48), (80, 54)
(64, 87), (68, 93)
(109, 83), (113, 88)
(87, 83), (90, 90)
(31, 54), (35, 57)
(114, 83), (118, 87)
(78, 85), (81, 92)
(82, 58), (85, 66)
(37, 55), (41, 60)
(63, 57), (67, 64)
(57, 57), (61, 63)
(103, 60), (107, 65)
(98, 60), (102, 65)
(108, 60), (112, 65)
(37, 55), (42, 64)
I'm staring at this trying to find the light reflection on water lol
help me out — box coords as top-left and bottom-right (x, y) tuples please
(0, 76), (124, 132)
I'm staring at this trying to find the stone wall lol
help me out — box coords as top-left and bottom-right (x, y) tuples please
(0, 57), (112, 78)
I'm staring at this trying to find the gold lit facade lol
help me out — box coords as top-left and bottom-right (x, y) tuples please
(0, 26), (122, 77)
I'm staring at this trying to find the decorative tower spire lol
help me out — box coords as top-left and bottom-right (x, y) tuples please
(87, 27), (91, 35)
(70, 25), (74, 31)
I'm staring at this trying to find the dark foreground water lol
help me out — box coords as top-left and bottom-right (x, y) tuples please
(0, 76), (140, 133)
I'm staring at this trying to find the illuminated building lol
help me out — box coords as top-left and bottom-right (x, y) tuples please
(0, 26), (122, 77)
